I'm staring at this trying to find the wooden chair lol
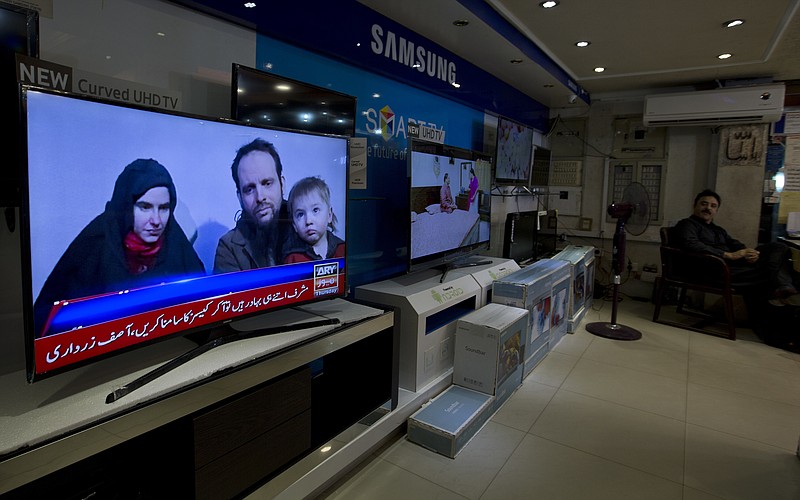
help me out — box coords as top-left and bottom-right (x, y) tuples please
(652, 227), (761, 340)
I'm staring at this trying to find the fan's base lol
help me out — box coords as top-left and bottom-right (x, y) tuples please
(585, 322), (642, 341)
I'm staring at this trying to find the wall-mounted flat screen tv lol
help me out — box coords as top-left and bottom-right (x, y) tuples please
(21, 86), (349, 381)
(494, 115), (534, 186)
(231, 63), (356, 137)
(408, 138), (492, 272)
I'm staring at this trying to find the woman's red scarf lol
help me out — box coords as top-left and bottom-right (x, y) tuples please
(123, 230), (163, 274)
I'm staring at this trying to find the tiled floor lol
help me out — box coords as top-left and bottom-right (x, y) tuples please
(318, 298), (800, 500)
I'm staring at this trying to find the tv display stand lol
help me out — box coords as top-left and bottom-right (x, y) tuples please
(0, 299), (396, 499)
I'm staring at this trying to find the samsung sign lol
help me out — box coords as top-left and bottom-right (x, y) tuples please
(370, 24), (457, 85)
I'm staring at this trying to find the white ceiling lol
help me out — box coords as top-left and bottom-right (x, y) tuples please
(358, 0), (800, 109)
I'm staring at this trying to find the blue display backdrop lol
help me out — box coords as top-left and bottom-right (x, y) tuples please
(256, 35), (487, 289)
(181, 0), (554, 129)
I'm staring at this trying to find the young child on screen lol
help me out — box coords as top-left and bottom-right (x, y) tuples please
(283, 176), (345, 263)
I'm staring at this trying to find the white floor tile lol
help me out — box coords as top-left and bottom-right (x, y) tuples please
(688, 353), (800, 406)
(560, 357), (687, 420)
(550, 329), (593, 357)
(581, 333), (689, 381)
(526, 350), (579, 388)
(529, 389), (686, 483)
(479, 434), (684, 500)
(318, 458), (469, 500)
(490, 379), (557, 432)
(684, 424), (800, 500)
(687, 383), (800, 451)
(381, 421), (525, 500)
(315, 298), (800, 499)
(689, 330), (800, 374)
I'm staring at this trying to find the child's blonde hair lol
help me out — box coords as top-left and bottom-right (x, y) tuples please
(287, 176), (338, 232)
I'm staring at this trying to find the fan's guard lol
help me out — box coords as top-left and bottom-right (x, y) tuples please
(586, 182), (650, 341)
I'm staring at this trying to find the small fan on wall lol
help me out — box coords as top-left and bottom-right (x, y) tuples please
(585, 182), (650, 340)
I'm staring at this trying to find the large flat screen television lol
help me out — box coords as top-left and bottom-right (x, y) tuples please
(1, 3), (38, 208)
(231, 63), (356, 137)
(408, 138), (492, 272)
(494, 115), (534, 187)
(21, 86), (349, 382)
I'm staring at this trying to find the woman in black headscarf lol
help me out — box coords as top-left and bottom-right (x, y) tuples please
(33, 159), (205, 338)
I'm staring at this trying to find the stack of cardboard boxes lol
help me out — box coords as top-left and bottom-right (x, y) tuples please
(407, 303), (528, 458)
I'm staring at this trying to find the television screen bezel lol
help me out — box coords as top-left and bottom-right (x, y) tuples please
(231, 62), (357, 137)
(503, 210), (541, 264)
(494, 115), (534, 187)
(20, 85), (350, 382)
(407, 137), (493, 273)
(530, 145), (552, 187)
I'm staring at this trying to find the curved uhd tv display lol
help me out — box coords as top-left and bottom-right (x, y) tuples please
(21, 87), (349, 381)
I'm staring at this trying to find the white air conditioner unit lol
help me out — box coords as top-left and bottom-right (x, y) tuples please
(643, 84), (785, 127)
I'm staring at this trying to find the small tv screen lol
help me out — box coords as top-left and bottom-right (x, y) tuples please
(502, 209), (559, 264)
(21, 87), (349, 381)
(232, 63), (356, 137)
(408, 139), (492, 271)
(530, 146), (551, 186)
(503, 210), (541, 265)
(494, 116), (533, 186)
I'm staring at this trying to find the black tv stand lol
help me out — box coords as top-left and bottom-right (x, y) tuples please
(106, 314), (340, 403)
(438, 256), (493, 283)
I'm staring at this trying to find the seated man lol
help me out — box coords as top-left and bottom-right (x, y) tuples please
(672, 189), (799, 306)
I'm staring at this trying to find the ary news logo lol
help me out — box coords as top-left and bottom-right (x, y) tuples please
(313, 262), (340, 297)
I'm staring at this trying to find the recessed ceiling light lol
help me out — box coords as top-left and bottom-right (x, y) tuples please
(244, 2), (256, 8)
(723, 19), (744, 28)
(718, 53), (732, 60)
(575, 41), (590, 48)
(540, 1), (559, 8)
(594, 67), (605, 73)
(453, 19), (469, 27)
(510, 59), (523, 64)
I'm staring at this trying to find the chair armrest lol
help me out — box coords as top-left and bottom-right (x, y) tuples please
(660, 245), (732, 287)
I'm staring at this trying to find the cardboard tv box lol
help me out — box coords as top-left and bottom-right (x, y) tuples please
(453, 303), (528, 407)
(552, 245), (596, 332)
(491, 259), (570, 376)
(407, 384), (494, 458)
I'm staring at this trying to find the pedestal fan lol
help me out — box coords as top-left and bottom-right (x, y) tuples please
(586, 182), (650, 340)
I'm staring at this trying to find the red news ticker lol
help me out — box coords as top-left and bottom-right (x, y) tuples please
(34, 278), (342, 375)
